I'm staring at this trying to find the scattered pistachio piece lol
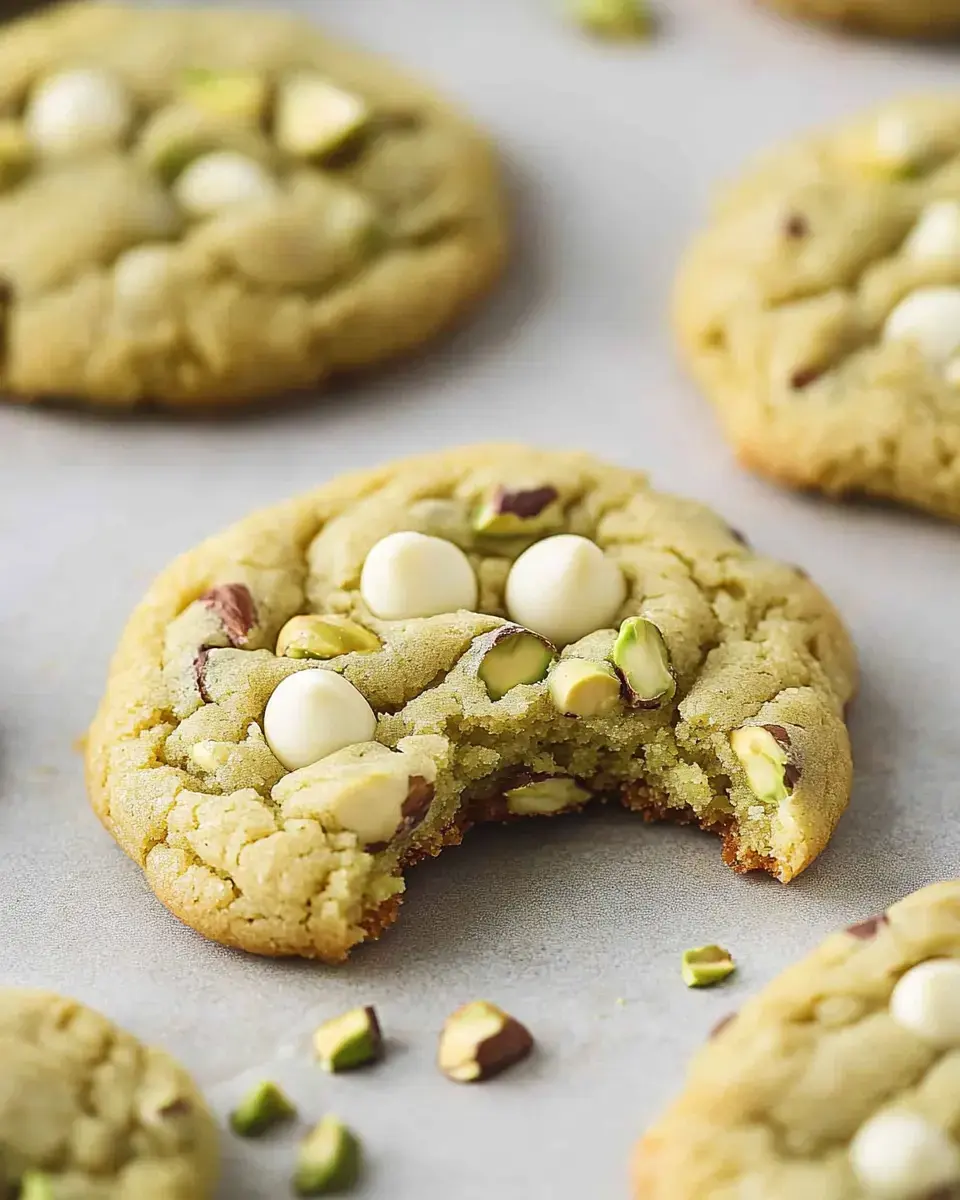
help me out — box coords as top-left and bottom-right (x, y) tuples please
(472, 485), (561, 535)
(275, 73), (370, 161)
(682, 945), (736, 989)
(573, 0), (655, 39)
(0, 120), (31, 189)
(438, 1001), (533, 1083)
(276, 614), (381, 660)
(730, 724), (799, 804)
(294, 1115), (361, 1196)
(475, 625), (555, 701)
(19, 1173), (54, 1200)
(548, 658), (620, 717)
(505, 776), (591, 816)
(313, 1006), (383, 1072)
(229, 1081), (296, 1137)
(610, 617), (676, 707)
(180, 68), (269, 124)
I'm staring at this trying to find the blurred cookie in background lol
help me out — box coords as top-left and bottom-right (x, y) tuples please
(758, 0), (960, 38)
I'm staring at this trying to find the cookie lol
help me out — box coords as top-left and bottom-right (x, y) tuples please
(632, 881), (960, 1200)
(675, 95), (960, 522)
(86, 445), (856, 962)
(0, 2), (505, 410)
(760, 0), (960, 38)
(0, 988), (218, 1198)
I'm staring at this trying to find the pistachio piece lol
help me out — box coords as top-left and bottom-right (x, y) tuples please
(472, 485), (561, 536)
(610, 617), (675, 707)
(313, 1006), (383, 1072)
(19, 1174), (54, 1200)
(681, 945), (736, 988)
(275, 73), (369, 161)
(548, 658), (620, 717)
(573, 0), (655, 39)
(294, 1115), (361, 1196)
(437, 1001), (533, 1083)
(474, 625), (555, 700)
(173, 150), (278, 217)
(180, 68), (269, 124)
(0, 120), (30, 189)
(229, 1080), (296, 1137)
(505, 777), (590, 816)
(200, 582), (257, 645)
(263, 671), (377, 772)
(276, 615), (381, 660)
(730, 723), (799, 804)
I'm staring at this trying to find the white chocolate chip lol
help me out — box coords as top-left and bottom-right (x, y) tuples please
(904, 200), (960, 260)
(189, 740), (233, 772)
(25, 69), (133, 157)
(173, 150), (278, 217)
(263, 670), (376, 772)
(850, 1111), (960, 1199)
(873, 113), (922, 173)
(113, 244), (175, 310)
(884, 287), (960, 366)
(359, 531), (478, 621)
(890, 959), (960, 1046)
(504, 534), (626, 648)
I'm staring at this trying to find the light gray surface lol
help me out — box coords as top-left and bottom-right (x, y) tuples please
(1, 0), (959, 1195)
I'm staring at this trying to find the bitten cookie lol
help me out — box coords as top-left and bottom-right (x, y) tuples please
(675, 95), (960, 521)
(0, 2), (505, 410)
(633, 881), (960, 1200)
(0, 989), (218, 1198)
(760, 0), (960, 39)
(86, 445), (856, 962)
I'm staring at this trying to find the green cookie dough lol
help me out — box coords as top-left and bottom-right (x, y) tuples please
(0, 989), (218, 1198)
(634, 881), (960, 1199)
(0, 2), (505, 410)
(675, 95), (960, 522)
(86, 446), (856, 962)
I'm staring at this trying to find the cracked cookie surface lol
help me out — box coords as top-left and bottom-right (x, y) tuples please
(0, 2), (505, 410)
(760, 0), (960, 38)
(0, 988), (218, 1199)
(633, 881), (960, 1200)
(86, 445), (856, 962)
(675, 96), (960, 521)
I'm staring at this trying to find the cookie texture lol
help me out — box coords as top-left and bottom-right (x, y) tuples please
(675, 95), (960, 521)
(0, 2), (505, 410)
(760, 0), (960, 38)
(86, 445), (856, 962)
(0, 988), (218, 1198)
(633, 881), (960, 1199)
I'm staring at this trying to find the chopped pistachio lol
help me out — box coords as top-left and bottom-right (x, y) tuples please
(610, 617), (675, 707)
(229, 1080), (296, 1137)
(505, 777), (590, 816)
(294, 1115), (361, 1195)
(275, 73), (369, 161)
(19, 1174), (54, 1200)
(682, 945), (736, 989)
(472, 485), (562, 536)
(180, 68), (269, 124)
(0, 119), (31, 189)
(730, 724), (799, 804)
(438, 1001), (533, 1083)
(276, 614), (381, 660)
(548, 658), (620, 717)
(475, 625), (555, 700)
(313, 1006), (383, 1072)
(573, 0), (655, 39)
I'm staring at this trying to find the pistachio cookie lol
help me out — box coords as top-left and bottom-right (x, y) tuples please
(0, 988), (218, 1198)
(759, 0), (960, 38)
(86, 446), (856, 962)
(0, 2), (504, 410)
(675, 96), (960, 521)
(633, 881), (960, 1200)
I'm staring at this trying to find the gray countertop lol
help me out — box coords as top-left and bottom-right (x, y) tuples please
(2, 1), (960, 1196)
